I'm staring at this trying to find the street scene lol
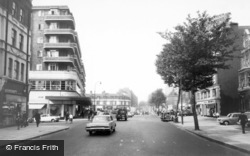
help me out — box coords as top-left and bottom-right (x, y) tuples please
(1, 0), (250, 155)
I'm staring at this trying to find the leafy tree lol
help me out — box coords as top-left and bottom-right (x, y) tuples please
(148, 89), (166, 108)
(156, 12), (240, 130)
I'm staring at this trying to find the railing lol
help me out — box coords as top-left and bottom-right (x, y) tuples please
(43, 42), (77, 49)
(43, 56), (74, 63)
(44, 29), (77, 36)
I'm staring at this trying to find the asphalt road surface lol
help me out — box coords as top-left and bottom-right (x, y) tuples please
(34, 115), (248, 156)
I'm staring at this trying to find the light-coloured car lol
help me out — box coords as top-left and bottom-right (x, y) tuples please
(217, 112), (241, 125)
(86, 115), (116, 135)
(35, 114), (60, 122)
(127, 112), (134, 118)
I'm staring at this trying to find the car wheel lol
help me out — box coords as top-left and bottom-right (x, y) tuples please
(224, 121), (229, 125)
(51, 119), (55, 122)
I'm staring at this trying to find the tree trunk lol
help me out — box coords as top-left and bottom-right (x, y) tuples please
(175, 87), (181, 122)
(191, 89), (199, 130)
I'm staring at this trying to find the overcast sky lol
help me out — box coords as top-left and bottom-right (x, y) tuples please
(32, 0), (250, 102)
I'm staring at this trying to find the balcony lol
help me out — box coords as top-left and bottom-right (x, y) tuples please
(44, 29), (77, 36)
(43, 42), (77, 50)
(43, 56), (75, 63)
(44, 15), (75, 28)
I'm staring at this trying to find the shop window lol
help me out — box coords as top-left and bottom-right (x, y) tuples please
(8, 58), (13, 78)
(51, 81), (61, 90)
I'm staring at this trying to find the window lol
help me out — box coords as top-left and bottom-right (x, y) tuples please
(48, 63), (58, 71)
(12, 2), (16, 16)
(37, 37), (43, 43)
(51, 81), (60, 90)
(36, 64), (42, 70)
(19, 34), (24, 51)
(8, 58), (13, 78)
(207, 90), (210, 98)
(38, 10), (44, 16)
(49, 36), (57, 43)
(21, 63), (24, 81)
(14, 61), (20, 80)
(19, 9), (23, 22)
(38, 51), (43, 57)
(49, 23), (58, 29)
(11, 29), (17, 46)
(212, 89), (216, 97)
(38, 24), (44, 30)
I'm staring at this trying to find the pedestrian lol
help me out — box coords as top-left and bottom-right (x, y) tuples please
(69, 113), (73, 124)
(87, 109), (92, 121)
(34, 112), (41, 127)
(16, 113), (21, 130)
(65, 111), (69, 123)
(238, 111), (248, 134)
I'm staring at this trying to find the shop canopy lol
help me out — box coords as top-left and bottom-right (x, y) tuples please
(45, 96), (92, 106)
(29, 104), (46, 109)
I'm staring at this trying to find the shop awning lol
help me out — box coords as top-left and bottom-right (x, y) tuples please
(45, 96), (91, 105)
(29, 104), (45, 109)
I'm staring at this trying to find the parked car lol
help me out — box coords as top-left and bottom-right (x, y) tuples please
(34, 114), (60, 122)
(217, 112), (241, 125)
(85, 115), (116, 135)
(161, 112), (173, 122)
(127, 112), (134, 118)
(116, 108), (128, 121)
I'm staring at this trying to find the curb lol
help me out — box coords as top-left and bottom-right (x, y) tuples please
(0, 127), (69, 149)
(184, 129), (250, 154)
(170, 121), (250, 155)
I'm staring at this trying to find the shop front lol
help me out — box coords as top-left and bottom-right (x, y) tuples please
(0, 79), (27, 127)
(197, 100), (220, 117)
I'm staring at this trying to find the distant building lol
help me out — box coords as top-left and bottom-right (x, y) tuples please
(87, 92), (131, 111)
(0, 0), (32, 127)
(28, 5), (89, 118)
(196, 23), (244, 116)
(238, 27), (250, 112)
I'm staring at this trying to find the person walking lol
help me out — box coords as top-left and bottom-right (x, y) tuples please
(238, 111), (248, 134)
(65, 111), (69, 123)
(69, 113), (73, 124)
(34, 112), (41, 127)
(16, 113), (21, 130)
(87, 109), (92, 121)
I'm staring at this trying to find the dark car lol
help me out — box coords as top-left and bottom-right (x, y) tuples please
(116, 109), (128, 121)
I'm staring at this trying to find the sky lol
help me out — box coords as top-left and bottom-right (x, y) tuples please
(32, 0), (250, 102)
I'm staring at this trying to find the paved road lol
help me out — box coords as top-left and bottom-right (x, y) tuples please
(33, 115), (248, 156)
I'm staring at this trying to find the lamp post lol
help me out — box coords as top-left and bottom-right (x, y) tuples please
(93, 81), (101, 111)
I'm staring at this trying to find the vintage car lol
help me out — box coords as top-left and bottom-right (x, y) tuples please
(161, 112), (173, 122)
(217, 112), (241, 125)
(116, 108), (128, 121)
(34, 114), (60, 122)
(85, 115), (116, 135)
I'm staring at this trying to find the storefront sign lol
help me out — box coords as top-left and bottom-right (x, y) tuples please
(4, 80), (26, 96)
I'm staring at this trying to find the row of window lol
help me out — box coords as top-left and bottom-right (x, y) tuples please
(12, 2), (24, 23)
(8, 58), (25, 81)
(31, 80), (76, 91)
(95, 101), (129, 106)
(38, 9), (70, 16)
(11, 29), (24, 51)
(196, 89), (217, 100)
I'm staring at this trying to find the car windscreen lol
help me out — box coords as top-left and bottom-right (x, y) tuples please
(227, 113), (231, 117)
(92, 116), (109, 122)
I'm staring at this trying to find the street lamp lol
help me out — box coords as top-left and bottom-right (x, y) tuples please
(93, 81), (102, 111)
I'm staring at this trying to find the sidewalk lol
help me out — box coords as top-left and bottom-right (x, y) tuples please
(171, 116), (250, 154)
(0, 118), (88, 148)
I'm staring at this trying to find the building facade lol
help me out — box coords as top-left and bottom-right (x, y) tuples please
(29, 5), (89, 118)
(87, 92), (131, 111)
(196, 23), (244, 116)
(238, 27), (250, 112)
(0, 0), (32, 127)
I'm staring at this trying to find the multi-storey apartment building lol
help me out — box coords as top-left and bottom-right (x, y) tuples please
(87, 92), (131, 111)
(196, 23), (245, 116)
(238, 27), (250, 112)
(29, 5), (89, 118)
(0, 0), (32, 127)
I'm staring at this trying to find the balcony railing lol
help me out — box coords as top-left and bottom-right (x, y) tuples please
(43, 56), (75, 63)
(43, 42), (77, 49)
(44, 29), (77, 36)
